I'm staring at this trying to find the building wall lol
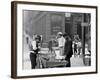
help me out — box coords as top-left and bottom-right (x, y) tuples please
(33, 11), (65, 42)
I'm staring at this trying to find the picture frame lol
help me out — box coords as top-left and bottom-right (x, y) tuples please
(11, 1), (98, 78)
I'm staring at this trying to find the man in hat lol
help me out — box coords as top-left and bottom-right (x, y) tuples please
(56, 32), (66, 56)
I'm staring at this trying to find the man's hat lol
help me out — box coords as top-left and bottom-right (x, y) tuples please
(57, 32), (63, 35)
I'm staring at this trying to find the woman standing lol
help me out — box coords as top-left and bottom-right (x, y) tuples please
(63, 34), (73, 67)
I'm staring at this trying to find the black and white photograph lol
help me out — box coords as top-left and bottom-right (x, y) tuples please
(11, 1), (97, 78)
(23, 11), (91, 69)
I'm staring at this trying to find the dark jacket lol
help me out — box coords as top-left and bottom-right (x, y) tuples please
(64, 38), (73, 60)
